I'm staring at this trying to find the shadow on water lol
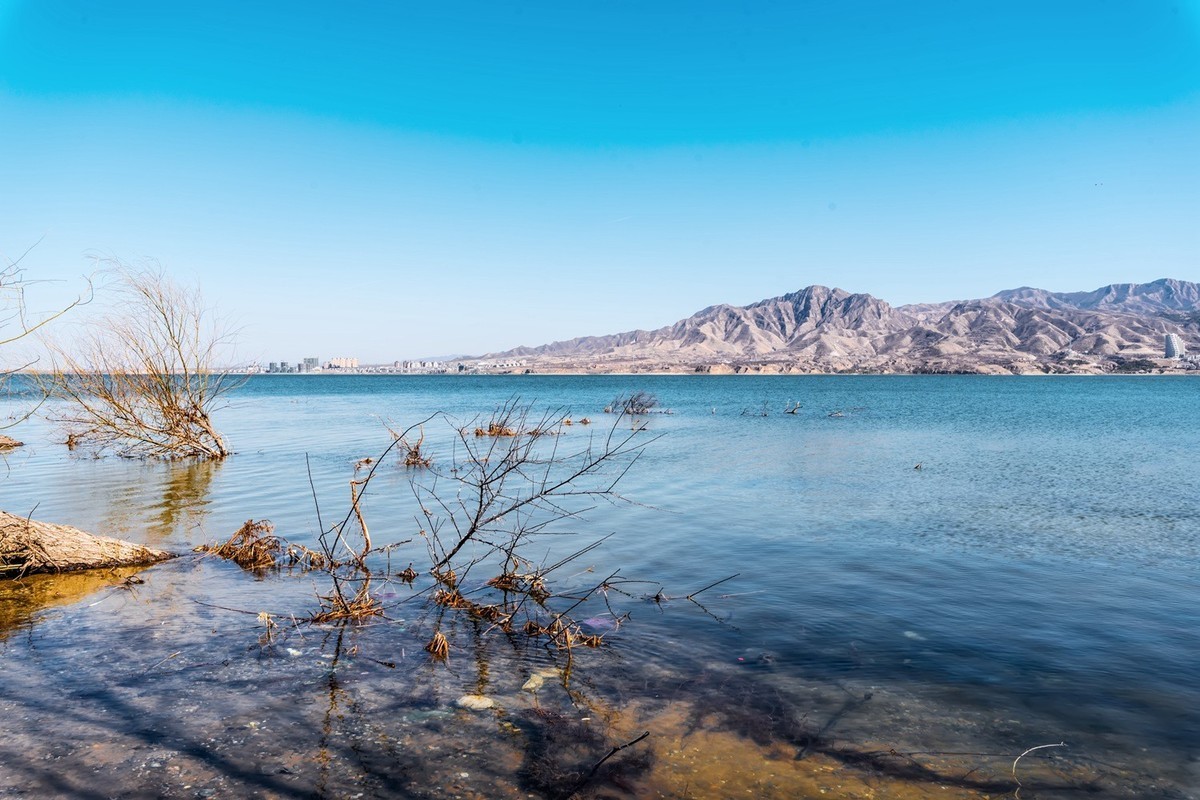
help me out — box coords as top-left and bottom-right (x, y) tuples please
(0, 561), (1175, 800)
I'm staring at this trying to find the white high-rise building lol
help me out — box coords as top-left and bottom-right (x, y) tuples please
(1165, 334), (1186, 359)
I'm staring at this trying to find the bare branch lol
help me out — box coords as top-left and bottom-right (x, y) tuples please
(39, 262), (238, 459)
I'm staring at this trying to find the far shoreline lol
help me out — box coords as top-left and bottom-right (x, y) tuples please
(218, 369), (1199, 378)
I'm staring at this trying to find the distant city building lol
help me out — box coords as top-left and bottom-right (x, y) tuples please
(326, 357), (359, 369)
(477, 359), (527, 370)
(1165, 333), (1186, 359)
(303, 357), (320, 370)
(391, 359), (448, 373)
(268, 361), (279, 373)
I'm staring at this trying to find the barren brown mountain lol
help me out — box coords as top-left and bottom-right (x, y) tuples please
(484, 279), (1200, 374)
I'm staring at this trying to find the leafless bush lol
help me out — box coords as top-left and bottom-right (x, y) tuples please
(41, 263), (238, 459)
(296, 400), (654, 647)
(384, 420), (432, 468)
(605, 391), (658, 416)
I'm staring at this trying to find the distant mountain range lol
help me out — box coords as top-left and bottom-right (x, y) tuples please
(483, 278), (1200, 374)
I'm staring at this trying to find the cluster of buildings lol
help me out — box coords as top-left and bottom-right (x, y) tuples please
(254, 356), (454, 374)
(469, 358), (528, 370)
(394, 360), (448, 371)
(264, 357), (322, 374)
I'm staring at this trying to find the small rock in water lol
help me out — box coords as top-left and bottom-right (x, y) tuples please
(521, 674), (544, 692)
(456, 694), (496, 711)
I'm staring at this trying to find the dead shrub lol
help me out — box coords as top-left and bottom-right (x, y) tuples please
(605, 391), (658, 416)
(195, 519), (279, 571)
(42, 264), (237, 460)
(474, 422), (517, 437)
(488, 572), (550, 603)
(386, 422), (432, 468)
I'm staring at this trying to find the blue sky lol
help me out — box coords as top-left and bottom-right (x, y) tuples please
(2, 1), (1198, 362)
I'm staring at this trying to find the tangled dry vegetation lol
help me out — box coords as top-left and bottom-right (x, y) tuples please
(474, 421), (518, 437)
(1, 510), (172, 578)
(605, 391), (659, 416)
(200, 400), (663, 661)
(194, 519), (280, 571)
(0, 520), (48, 579)
(40, 263), (238, 460)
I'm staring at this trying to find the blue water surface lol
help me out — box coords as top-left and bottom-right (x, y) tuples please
(2, 374), (1197, 791)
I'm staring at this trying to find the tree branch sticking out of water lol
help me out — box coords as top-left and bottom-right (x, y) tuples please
(421, 399), (651, 574)
(197, 398), (680, 675)
(604, 391), (658, 416)
(41, 262), (238, 460)
(211, 401), (658, 657)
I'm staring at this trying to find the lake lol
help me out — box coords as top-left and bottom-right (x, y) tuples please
(1, 375), (1197, 799)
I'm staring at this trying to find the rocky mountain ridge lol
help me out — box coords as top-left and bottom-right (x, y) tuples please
(484, 278), (1200, 374)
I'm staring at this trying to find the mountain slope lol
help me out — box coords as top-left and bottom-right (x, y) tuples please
(484, 279), (1200, 374)
(993, 278), (1200, 315)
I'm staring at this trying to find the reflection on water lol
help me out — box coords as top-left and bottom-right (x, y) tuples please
(149, 458), (219, 540)
(97, 458), (219, 542)
(1, 376), (1199, 798)
(0, 566), (153, 640)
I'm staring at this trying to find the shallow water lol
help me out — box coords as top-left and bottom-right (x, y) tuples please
(1, 375), (1198, 798)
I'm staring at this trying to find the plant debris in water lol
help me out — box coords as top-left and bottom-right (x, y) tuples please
(195, 519), (280, 571)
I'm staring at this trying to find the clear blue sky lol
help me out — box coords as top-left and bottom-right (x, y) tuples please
(2, 1), (1198, 362)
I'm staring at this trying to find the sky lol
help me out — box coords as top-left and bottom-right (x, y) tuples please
(1, 1), (1198, 363)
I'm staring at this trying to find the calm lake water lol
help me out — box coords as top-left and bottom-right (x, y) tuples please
(1, 375), (1197, 799)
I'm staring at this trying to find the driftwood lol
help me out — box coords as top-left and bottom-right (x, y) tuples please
(0, 511), (173, 578)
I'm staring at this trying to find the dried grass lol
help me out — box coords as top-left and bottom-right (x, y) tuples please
(487, 571), (550, 603)
(308, 584), (383, 623)
(195, 519), (279, 571)
(424, 630), (450, 661)
(284, 543), (330, 571)
(0, 526), (39, 578)
(433, 588), (473, 609)
(474, 422), (517, 437)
